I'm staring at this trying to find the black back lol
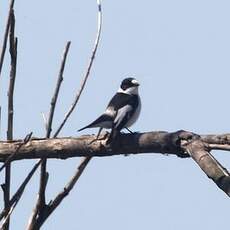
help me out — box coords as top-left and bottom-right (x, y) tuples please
(107, 93), (138, 111)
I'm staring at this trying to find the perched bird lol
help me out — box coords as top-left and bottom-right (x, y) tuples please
(78, 77), (141, 143)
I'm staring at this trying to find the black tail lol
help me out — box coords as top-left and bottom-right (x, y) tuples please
(78, 114), (113, 132)
(78, 125), (91, 132)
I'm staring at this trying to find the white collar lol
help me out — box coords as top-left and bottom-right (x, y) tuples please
(117, 86), (139, 95)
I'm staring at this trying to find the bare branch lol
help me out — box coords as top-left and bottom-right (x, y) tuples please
(0, 129), (230, 199)
(0, 0), (15, 79)
(0, 132), (32, 172)
(0, 106), (1, 138)
(2, 9), (17, 230)
(33, 2), (102, 226)
(53, 0), (102, 137)
(7, 10), (17, 141)
(31, 157), (91, 228)
(201, 134), (230, 145)
(28, 41), (72, 228)
(0, 131), (200, 161)
(183, 139), (230, 196)
(0, 131), (229, 162)
(46, 41), (71, 138)
(0, 204), (15, 229)
(26, 2), (102, 228)
(208, 144), (230, 151)
(0, 160), (40, 222)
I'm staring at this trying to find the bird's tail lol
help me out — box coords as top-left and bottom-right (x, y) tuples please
(78, 125), (91, 132)
(78, 114), (113, 132)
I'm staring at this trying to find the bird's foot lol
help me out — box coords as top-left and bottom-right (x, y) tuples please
(125, 128), (140, 135)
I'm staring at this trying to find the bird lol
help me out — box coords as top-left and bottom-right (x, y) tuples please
(78, 77), (141, 143)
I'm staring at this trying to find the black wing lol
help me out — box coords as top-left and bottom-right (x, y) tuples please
(107, 93), (138, 111)
(108, 93), (139, 130)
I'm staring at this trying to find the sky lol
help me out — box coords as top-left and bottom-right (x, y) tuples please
(0, 0), (230, 229)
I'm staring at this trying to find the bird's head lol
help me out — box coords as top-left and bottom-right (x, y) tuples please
(118, 77), (140, 95)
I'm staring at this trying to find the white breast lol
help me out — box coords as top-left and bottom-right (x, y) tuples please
(126, 95), (141, 127)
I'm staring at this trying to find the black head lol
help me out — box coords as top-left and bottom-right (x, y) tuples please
(120, 77), (140, 91)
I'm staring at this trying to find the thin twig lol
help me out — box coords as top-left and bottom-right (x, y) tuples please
(53, 0), (102, 138)
(0, 203), (15, 229)
(32, 157), (92, 228)
(47, 41), (71, 138)
(28, 41), (71, 228)
(0, 106), (1, 139)
(27, 1), (102, 229)
(49, 156), (91, 209)
(7, 13), (17, 141)
(0, 0), (15, 79)
(0, 160), (40, 222)
(0, 132), (32, 172)
(3, 9), (17, 230)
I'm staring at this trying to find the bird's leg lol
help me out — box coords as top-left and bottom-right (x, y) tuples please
(88, 128), (107, 145)
(96, 127), (103, 139)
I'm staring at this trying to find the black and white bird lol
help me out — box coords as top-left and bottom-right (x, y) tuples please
(78, 77), (141, 143)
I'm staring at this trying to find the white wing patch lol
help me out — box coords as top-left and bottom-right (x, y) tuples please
(114, 105), (133, 128)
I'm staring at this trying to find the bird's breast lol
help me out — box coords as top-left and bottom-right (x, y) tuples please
(126, 95), (141, 127)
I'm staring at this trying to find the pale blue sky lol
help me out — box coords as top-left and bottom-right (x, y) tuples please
(0, 0), (230, 229)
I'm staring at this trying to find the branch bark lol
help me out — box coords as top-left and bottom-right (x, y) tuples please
(182, 139), (230, 196)
(0, 131), (190, 161)
(1, 130), (230, 198)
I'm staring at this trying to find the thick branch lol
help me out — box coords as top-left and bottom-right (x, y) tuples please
(1, 130), (230, 199)
(183, 140), (230, 196)
(1, 130), (230, 162)
(0, 131), (193, 161)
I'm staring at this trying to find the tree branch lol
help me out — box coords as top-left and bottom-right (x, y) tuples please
(182, 139), (230, 196)
(53, 0), (102, 138)
(0, 160), (40, 222)
(0, 0), (15, 79)
(32, 157), (91, 229)
(26, 1), (103, 228)
(28, 41), (72, 229)
(46, 41), (71, 138)
(2, 130), (230, 161)
(2, 9), (17, 230)
(0, 132), (32, 172)
(1, 129), (230, 199)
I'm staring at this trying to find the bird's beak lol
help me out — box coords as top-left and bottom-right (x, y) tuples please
(131, 79), (140, 86)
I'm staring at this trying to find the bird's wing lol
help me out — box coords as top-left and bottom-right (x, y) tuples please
(106, 93), (133, 110)
(106, 104), (134, 144)
(106, 93), (139, 131)
(113, 104), (134, 131)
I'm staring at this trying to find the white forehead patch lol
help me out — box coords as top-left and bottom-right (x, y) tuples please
(131, 79), (139, 85)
